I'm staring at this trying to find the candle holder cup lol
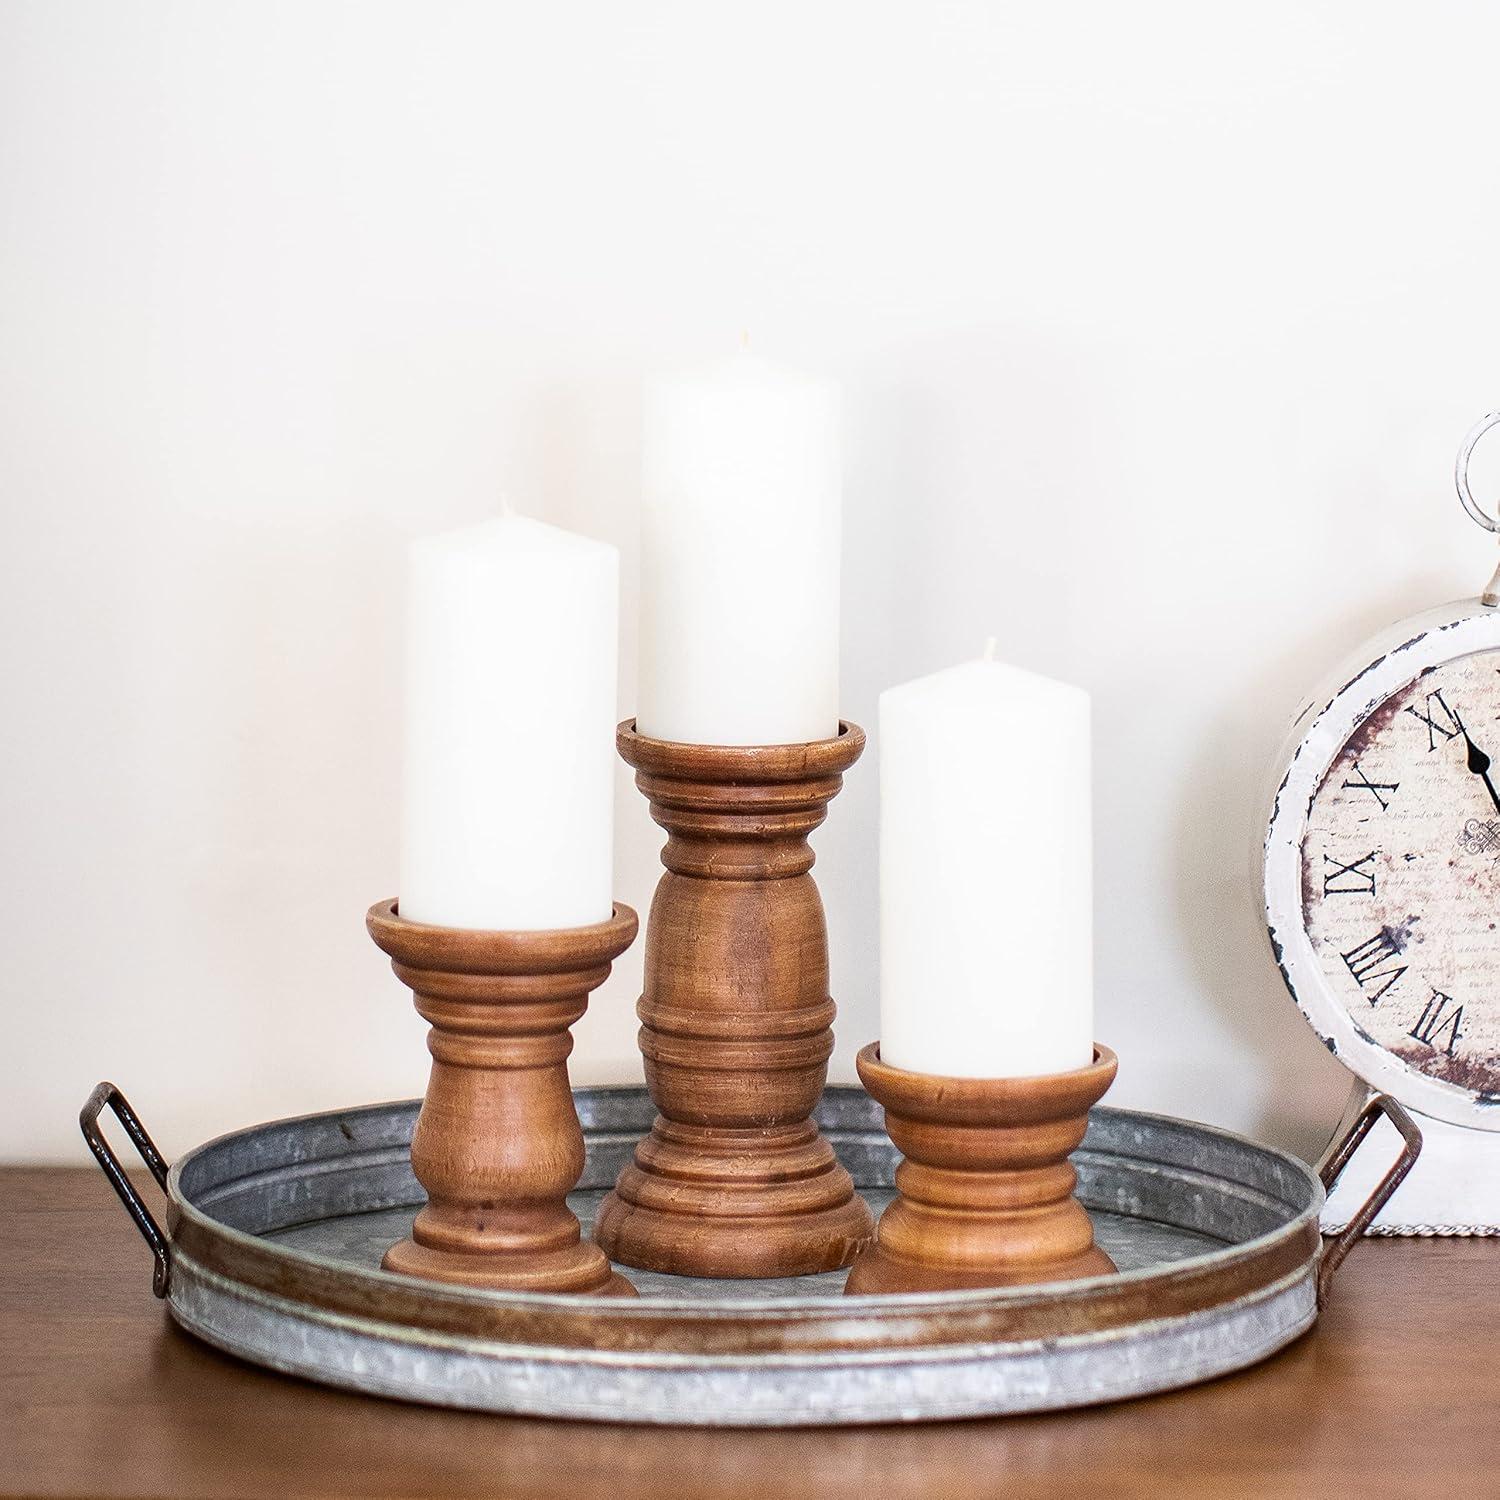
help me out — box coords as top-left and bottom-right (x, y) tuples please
(594, 720), (874, 1278)
(368, 899), (638, 1296)
(844, 1042), (1118, 1295)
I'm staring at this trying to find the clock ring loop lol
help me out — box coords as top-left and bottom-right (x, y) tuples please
(1455, 411), (1500, 534)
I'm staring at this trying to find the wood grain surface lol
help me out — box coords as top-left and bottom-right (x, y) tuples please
(1, 1165), (1493, 1500)
(845, 1045), (1118, 1293)
(595, 721), (873, 1278)
(365, 900), (638, 1296)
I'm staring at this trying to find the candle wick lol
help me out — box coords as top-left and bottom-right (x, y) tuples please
(499, 493), (517, 520)
(983, 636), (998, 662)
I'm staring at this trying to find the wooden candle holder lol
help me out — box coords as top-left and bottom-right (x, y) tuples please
(593, 720), (874, 1278)
(367, 899), (638, 1296)
(844, 1043), (1118, 1295)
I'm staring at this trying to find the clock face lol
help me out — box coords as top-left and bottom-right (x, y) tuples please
(1302, 649), (1500, 1102)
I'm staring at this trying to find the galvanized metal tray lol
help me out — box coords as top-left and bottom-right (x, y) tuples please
(82, 1082), (1418, 1426)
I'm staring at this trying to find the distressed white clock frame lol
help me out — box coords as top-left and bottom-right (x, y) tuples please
(1263, 592), (1500, 1234)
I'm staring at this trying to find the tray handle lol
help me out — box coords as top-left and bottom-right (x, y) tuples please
(1315, 1092), (1422, 1306)
(80, 1082), (172, 1298)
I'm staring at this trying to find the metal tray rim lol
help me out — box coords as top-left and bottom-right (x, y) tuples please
(163, 1092), (1326, 1316)
(170, 1251), (1317, 1370)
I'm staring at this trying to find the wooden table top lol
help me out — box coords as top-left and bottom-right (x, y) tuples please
(2, 1165), (1492, 1499)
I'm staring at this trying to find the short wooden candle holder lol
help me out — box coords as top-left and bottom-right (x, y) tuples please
(367, 899), (639, 1297)
(844, 1042), (1119, 1295)
(593, 720), (874, 1278)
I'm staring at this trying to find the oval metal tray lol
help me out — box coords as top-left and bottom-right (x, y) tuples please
(82, 1083), (1418, 1426)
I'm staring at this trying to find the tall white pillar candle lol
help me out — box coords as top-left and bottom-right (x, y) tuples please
(639, 353), (841, 746)
(879, 652), (1093, 1078)
(399, 515), (618, 931)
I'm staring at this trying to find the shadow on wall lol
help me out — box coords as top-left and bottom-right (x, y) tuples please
(519, 374), (652, 1086)
(1171, 580), (1459, 1161)
(822, 372), (953, 1072)
(822, 327), (1126, 1077)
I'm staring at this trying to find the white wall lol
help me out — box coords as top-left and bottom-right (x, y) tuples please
(5, 0), (1499, 1164)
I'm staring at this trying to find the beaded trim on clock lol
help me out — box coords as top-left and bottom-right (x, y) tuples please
(1324, 1222), (1500, 1237)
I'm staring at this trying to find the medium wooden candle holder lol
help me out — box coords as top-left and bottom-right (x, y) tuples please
(844, 1042), (1118, 1295)
(367, 899), (638, 1296)
(593, 720), (874, 1278)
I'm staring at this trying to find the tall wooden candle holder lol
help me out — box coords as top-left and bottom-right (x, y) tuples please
(593, 720), (874, 1278)
(845, 1043), (1118, 1294)
(368, 899), (638, 1296)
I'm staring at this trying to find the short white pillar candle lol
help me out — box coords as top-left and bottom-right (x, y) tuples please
(398, 515), (618, 932)
(878, 648), (1094, 1078)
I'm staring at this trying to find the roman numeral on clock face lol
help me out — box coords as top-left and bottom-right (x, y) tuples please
(1341, 760), (1398, 810)
(1323, 850), (1378, 896)
(1341, 929), (1408, 1004)
(1409, 989), (1464, 1056)
(1404, 689), (1462, 751)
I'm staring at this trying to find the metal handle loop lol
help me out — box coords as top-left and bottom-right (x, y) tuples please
(1315, 1092), (1422, 1307)
(1455, 412), (1500, 534)
(80, 1082), (172, 1298)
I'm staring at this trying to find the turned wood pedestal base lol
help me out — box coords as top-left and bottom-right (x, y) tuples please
(368, 900), (639, 1297)
(845, 1043), (1118, 1295)
(593, 721), (874, 1279)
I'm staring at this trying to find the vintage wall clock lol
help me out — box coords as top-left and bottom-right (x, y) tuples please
(1263, 414), (1500, 1233)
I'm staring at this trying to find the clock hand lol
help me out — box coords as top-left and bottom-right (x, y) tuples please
(1459, 722), (1500, 815)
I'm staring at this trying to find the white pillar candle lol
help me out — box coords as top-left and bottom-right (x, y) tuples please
(399, 515), (618, 932)
(639, 352), (841, 746)
(879, 650), (1094, 1078)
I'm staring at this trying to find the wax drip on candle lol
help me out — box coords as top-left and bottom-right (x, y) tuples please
(983, 636), (998, 662)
